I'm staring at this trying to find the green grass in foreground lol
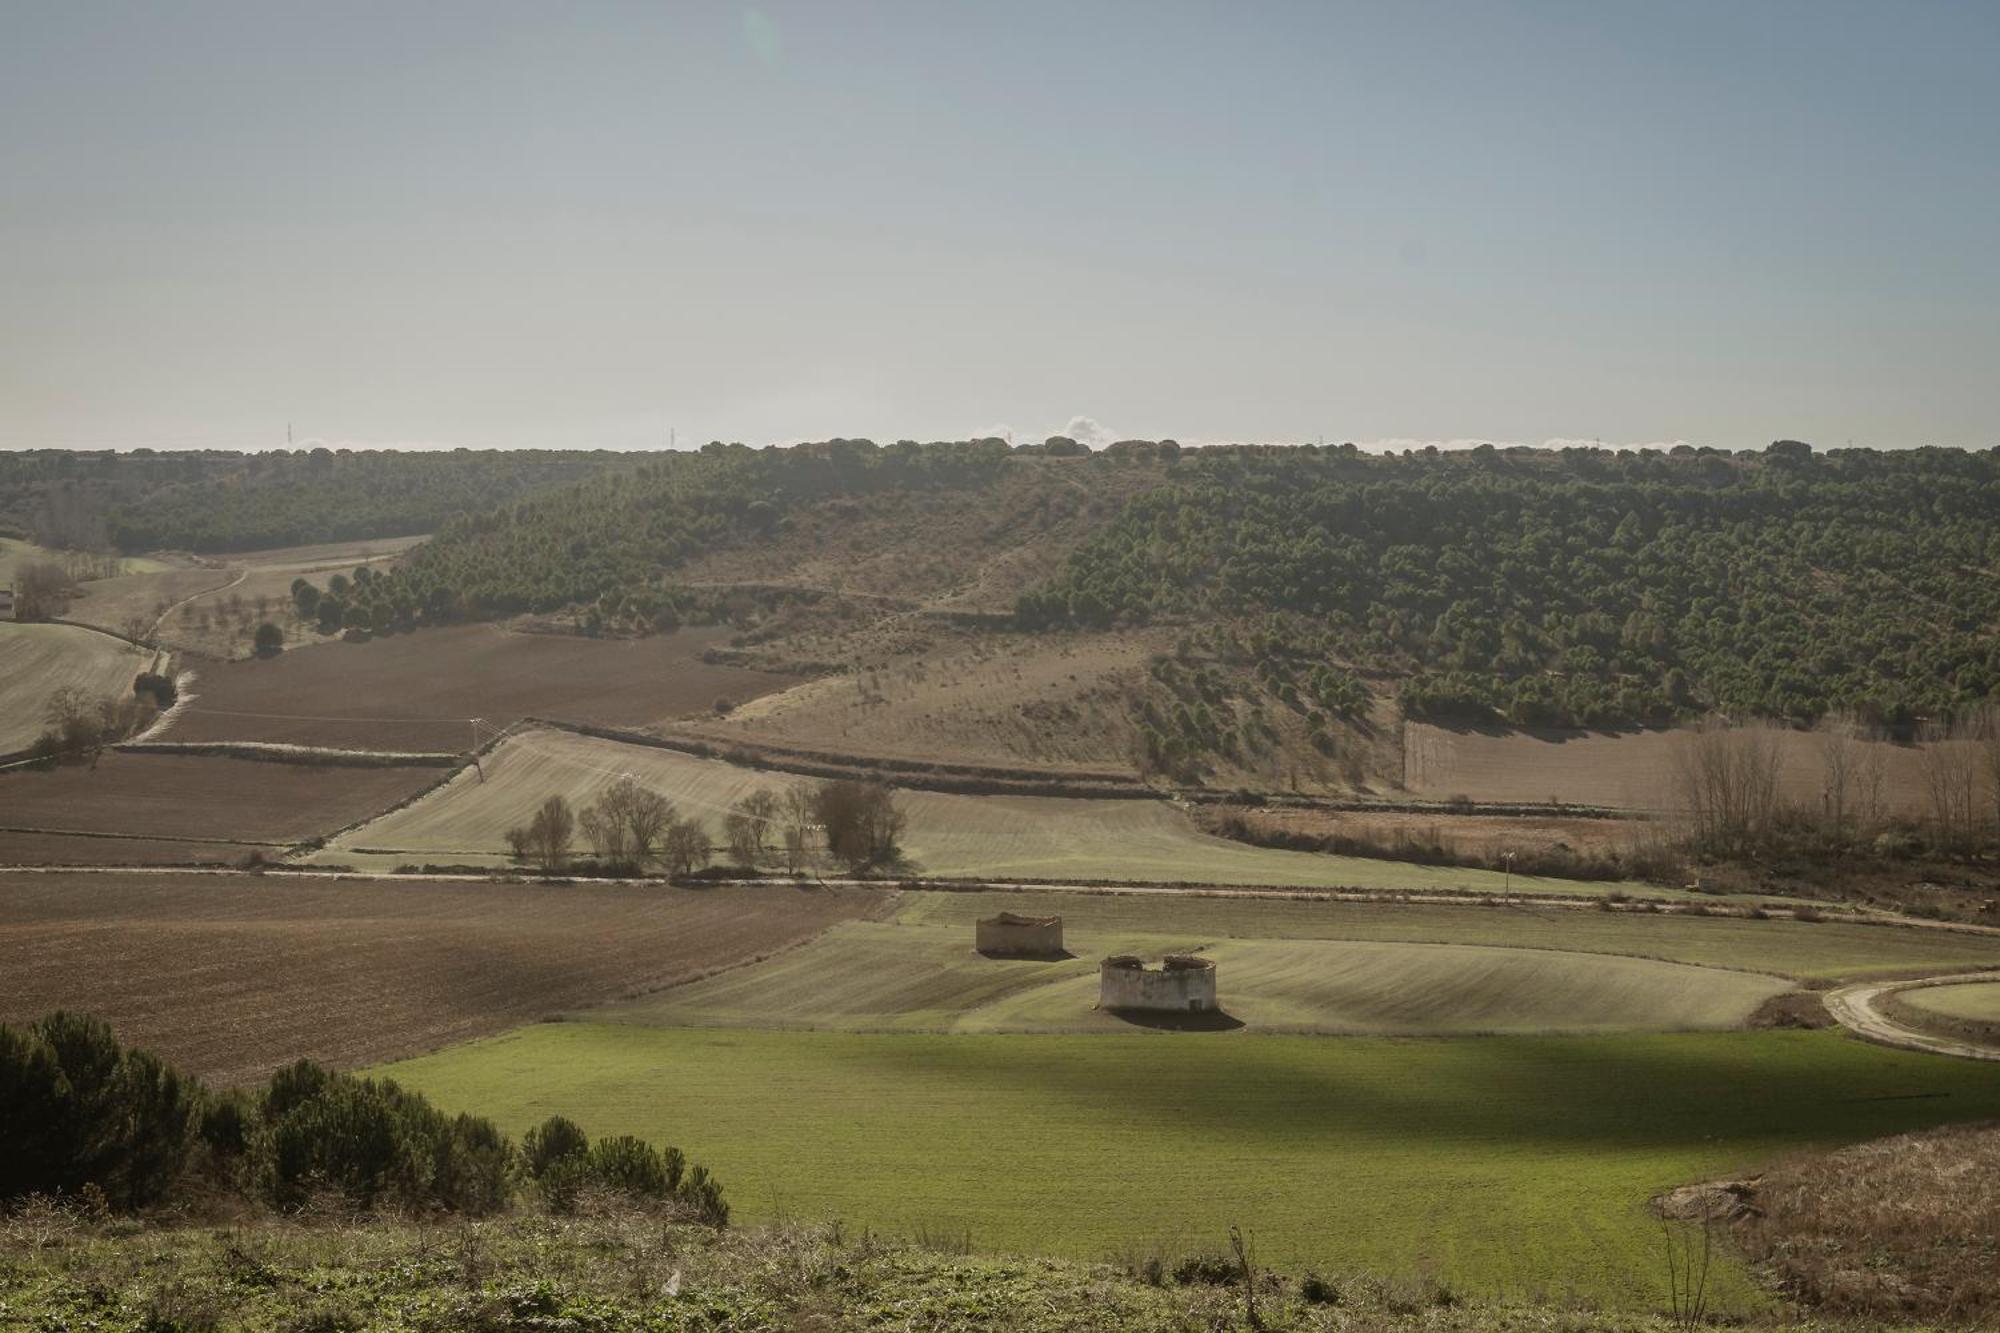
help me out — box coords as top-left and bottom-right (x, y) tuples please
(893, 889), (2000, 980)
(374, 1025), (2000, 1311)
(604, 920), (1787, 1034)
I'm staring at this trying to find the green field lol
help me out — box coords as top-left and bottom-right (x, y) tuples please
(1901, 979), (2000, 1022)
(893, 889), (2000, 980)
(376, 1024), (2000, 1309)
(315, 727), (1655, 896)
(606, 919), (1788, 1035)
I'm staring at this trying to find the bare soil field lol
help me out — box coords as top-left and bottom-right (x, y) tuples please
(0, 623), (159, 755)
(1225, 805), (1643, 858)
(161, 624), (800, 752)
(0, 752), (442, 856)
(0, 871), (887, 1086)
(1404, 721), (1937, 814)
(0, 833), (242, 865)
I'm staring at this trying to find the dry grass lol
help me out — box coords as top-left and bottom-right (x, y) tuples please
(0, 623), (158, 753)
(1735, 1121), (2000, 1321)
(0, 870), (887, 1086)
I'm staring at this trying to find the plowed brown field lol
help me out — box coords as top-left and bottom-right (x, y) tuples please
(0, 752), (442, 859)
(165, 624), (799, 751)
(0, 872), (888, 1086)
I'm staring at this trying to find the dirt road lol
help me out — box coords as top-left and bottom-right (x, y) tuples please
(1825, 972), (2000, 1062)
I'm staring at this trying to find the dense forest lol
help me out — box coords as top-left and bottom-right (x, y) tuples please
(1019, 443), (2000, 726)
(0, 448), (620, 552)
(313, 438), (1023, 633)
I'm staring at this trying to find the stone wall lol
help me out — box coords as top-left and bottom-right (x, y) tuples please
(976, 912), (1064, 956)
(1099, 954), (1217, 1012)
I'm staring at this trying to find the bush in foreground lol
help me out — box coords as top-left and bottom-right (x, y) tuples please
(0, 1013), (724, 1227)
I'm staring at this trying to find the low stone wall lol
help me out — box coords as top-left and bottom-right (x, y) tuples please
(977, 912), (1064, 956)
(1099, 955), (1217, 1013)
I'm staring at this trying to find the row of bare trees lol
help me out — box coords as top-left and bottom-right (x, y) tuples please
(504, 775), (906, 877)
(1669, 710), (2000, 858)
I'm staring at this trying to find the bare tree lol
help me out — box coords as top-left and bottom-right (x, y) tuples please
(1669, 718), (1785, 856)
(662, 818), (711, 877)
(1918, 717), (1984, 852)
(812, 779), (907, 873)
(578, 776), (674, 870)
(779, 783), (818, 874)
(1816, 712), (1871, 847)
(723, 788), (780, 867)
(508, 795), (574, 873)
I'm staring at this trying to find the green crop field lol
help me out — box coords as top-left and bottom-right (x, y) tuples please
(1901, 980), (2000, 1022)
(894, 889), (2000, 980)
(315, 727), (1654, 896)
(0, 622), (156, 754)
(605, 919), (1788, 1035)
(375, 1024), (2000, 1310)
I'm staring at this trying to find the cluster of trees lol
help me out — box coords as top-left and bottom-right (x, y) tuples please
(504, 773), (906, 876)
(345, 439), (1022, 628)
(25, 684), (155, 765)
(1019, 443), (2000, 729)
(0, 1012), (726, 1222)
(1669, 711), (2000, 861)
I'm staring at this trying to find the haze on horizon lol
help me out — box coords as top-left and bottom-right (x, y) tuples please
(3, 1), (1997, 454)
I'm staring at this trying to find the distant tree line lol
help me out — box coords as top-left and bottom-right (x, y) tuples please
(0, 448), (622, 555)
(1019, 443), (2000, 728)
(0, 1012), (726, 1223)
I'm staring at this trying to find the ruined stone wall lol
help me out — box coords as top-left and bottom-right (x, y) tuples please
(976, 914), (1064, 956)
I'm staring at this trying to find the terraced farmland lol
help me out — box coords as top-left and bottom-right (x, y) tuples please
(604, 919), (1788, 1034)
(312, 727), (1646, 896)
(894, 889), (2000, 979)
(0, 622), (156, 754)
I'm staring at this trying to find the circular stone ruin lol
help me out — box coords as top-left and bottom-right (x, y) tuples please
(1098, 954), (1218, 1013)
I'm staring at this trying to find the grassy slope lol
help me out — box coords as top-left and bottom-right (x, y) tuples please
(0, 622), (153, 752)
(1900, 979), (2000, 1021)
(605, 920), (1787, 1035)
(376, 1025), (2000, 1310)
(314, 728), (1646, 896)
(895, 889), (2000, 980)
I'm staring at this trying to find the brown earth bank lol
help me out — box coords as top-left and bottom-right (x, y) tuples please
(1404, 720), (1940, 815)
(1731, 1121), (2000, 1322)
(1216, 805), (1644, 858)
(0, 872), (888, 1087)
(1694, 855), (2000, 926)
(160, 623), (801, 751)
(0, 753), (443, 851)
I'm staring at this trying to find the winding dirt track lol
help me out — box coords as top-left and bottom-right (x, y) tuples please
(1825, 972), (2000, 1062)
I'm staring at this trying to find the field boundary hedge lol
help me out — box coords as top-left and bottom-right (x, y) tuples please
(117, 740), (460, 767)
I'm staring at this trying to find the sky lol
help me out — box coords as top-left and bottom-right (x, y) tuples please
(3, 1), (1997, 453)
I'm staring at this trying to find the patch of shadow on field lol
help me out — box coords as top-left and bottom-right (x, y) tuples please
(836, 1031), (2000, 1153)
(1103, 1007), (1245, 1032)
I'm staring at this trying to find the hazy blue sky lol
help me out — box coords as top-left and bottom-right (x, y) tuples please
(4, 1), (1996, 451)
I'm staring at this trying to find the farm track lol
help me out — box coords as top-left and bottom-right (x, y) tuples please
(1826, 972), (2000, 1061)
